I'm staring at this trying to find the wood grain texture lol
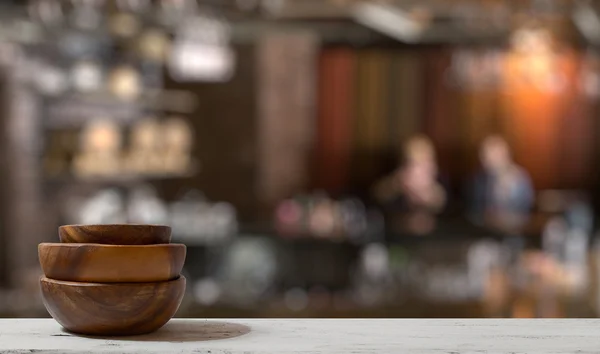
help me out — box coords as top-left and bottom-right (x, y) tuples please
(4, 318), (600, 353)
(59, 224), (171, 245)
(40, 276), (186, 336)
(38, 243), (186, 283)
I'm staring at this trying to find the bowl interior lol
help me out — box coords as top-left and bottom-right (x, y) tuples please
(59, 224), (171, 245)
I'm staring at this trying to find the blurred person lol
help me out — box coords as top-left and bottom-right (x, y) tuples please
(468, 135), (534, 233)
(372, 135), (446, 234)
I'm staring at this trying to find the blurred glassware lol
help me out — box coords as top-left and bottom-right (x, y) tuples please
(353, 243), (392, 306)
(542, 216), (569, 261)
(70, 60), (103, 93)
(563, 201), (592, 294)
(563, 228), (589, 293)
(126, 117), (164, 175)
(448, 49), (502, 89)
(307, 197), (338, 238)
(217, 237), (277, 306)
(70, 0), (102, 30)
(274, 198), (304, 236)
(73, 119), (122, 177)
(138, 28), (171, 63)
(108, 65), (142, 101)
(33, 61), (69, 96)
(117, 0), (151, 13)
(158, 0), (198, 28)
(209, 202), (238, 238)
(193, 277), (221, 306)
(338, 198), (368, 239)
(58, 31), (109, 59)
(236, 0), (260, 12)
(168, 11), (235, 82)
(71, 188), (127, 225)
(170, 190), (206, 239)
(127, 184), (169, 225)
(274, 194), (383, 243)
(260, 0), (286, 16)
(402, 240), (509, 303)
(170, 190), (238, 244)
(540, 209), (591, 296)
(43, 130), (78, 177)
(467, 240), (507, 301)
(564, 200), (594, 234)
(161, 116), (194, 174)
(28, 0), (64, 28)
(109, 12), (142, 39)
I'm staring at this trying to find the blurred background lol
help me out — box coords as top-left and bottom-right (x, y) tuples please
(1, 0), (600, 319)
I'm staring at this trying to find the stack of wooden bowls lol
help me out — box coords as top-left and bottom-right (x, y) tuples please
(38, 224), (186, 336)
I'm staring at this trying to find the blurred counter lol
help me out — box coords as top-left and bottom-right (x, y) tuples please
(4, 318), (600, 353)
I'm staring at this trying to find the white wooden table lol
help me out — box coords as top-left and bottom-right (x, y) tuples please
(0, 318), (599, 353)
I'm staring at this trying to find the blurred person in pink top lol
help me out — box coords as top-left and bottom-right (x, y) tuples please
(373, 135), (446, 234)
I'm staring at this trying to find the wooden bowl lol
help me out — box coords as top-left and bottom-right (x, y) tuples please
(59, 224), (171, 245)
(40, 276), (186, 336)
(38, 243), (186, 283)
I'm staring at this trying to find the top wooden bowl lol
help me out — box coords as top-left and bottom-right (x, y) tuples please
(59, 224), (171, 245)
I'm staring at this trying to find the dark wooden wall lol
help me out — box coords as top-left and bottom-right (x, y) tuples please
(163, 44), (260, 221)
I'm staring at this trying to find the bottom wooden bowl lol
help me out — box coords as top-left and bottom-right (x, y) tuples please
(40, 276), (186, 336)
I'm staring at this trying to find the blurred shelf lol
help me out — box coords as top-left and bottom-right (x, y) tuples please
(173, 236), (234, 247)
(178, 297), (490, 319)
(43, 90), (197, 128)
(177, 217), (514, 248)
(43, 169), (198, 186)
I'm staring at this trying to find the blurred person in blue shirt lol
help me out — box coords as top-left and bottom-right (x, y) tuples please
(468, 135), (534, 233)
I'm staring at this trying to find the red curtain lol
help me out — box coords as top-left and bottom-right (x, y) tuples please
(313, 47), (356, 192)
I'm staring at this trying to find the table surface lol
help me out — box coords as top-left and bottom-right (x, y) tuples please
(0, 318), (599, 353)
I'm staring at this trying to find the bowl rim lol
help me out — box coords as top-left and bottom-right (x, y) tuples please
(40, 275), (186, 287)
(59, 224), (171, 228)
(39, 242), (185, 248)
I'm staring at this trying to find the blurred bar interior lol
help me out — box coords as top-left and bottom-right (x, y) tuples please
(2, 0), (600, 318)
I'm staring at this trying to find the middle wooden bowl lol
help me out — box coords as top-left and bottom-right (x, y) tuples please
(38, 243), (186, 283)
